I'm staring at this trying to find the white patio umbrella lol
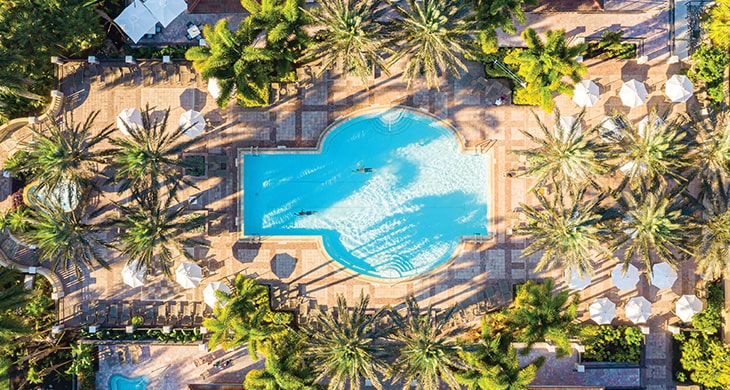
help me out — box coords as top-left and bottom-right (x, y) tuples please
(599, 116), (623, 143)
(589, 298), (616, 325)
(179, 110), (205, 138)
(619, 79), (648, 108)
(564, 267), (591, 291)
(637, 115), (665, 137)
(651, 262), (678, 289)
(114, 0), (159, 44)
(175, 262), (203, 289)
(554, 116), (581, 141)
(116, 108), (143, 136)
(665, 75), (694, 103)
(573, 80), (600, 107)
(676, 295), (703, 323)
(625, 296), (652, 324)
(203, 282), (231, 309)
(611, 263), (640, 291)
(121, 261), (146, 288)
(142, 0), (187, 27)
(207, 78), (222, 100)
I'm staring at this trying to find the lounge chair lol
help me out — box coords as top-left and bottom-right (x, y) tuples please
(108, 302), (119, 326)
(144, 304), (155, 326)
(121, 302), (132, 325)
(95, 301), (109, 324)
(157, 302), (168, 325)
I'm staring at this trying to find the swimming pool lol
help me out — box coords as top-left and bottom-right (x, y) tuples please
(241, 107), (490, 279)
(109, 374), (149, 390)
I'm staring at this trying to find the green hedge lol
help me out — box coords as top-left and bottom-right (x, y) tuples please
(578, 325), (643, 363)
(81, 328), (203, 343)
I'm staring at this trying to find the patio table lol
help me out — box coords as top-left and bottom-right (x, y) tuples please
(188, 25), (201, 39)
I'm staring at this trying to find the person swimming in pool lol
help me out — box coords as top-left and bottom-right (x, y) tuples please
(353, 167), (374, 173)
(296, 210), (317, 216)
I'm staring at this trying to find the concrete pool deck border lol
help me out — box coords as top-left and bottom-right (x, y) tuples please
(236, 105), (496, 283)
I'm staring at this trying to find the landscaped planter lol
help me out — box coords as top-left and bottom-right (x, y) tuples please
(182, 153), (207, 178)
(577, 325), (643, 365)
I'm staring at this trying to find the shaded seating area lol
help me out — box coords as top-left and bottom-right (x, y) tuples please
(78, 299), (212, 328)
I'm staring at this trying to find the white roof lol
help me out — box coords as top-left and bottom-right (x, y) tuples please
(143, 0), (187, 27)
(114, 0), (158, 44)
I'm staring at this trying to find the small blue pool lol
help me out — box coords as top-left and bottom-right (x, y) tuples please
(109, 374), (149, 390)
(242, 107), (490, 279)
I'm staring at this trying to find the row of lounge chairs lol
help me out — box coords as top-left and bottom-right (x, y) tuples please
(79, 300), (212, 328)
(64, 61), (198, 91)
(100, 344), (150, 365)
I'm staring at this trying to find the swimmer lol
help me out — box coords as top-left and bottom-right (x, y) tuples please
(296, 210), (317, 216)
(353, 167), (374, 173)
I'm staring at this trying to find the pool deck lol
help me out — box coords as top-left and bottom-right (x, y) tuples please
(0, 10), (700, 388)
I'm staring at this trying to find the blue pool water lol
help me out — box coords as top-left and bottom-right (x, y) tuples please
(242, 107), (490, 279)
(109, 374), (149, 390)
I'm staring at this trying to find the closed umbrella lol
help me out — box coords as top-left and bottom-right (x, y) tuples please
(121, 261), (145, 288)
(611, 263), (640, 291)
(203, 282), (231, 309)
(179, 110), (205, 138)
(175, 262), (203, 289)
(651, 262), (677, 289)
(114, 0), (159, 44)
(573, 80), (600, 107)
(676, 295), (703, 323)
(625, 296), (652, 324)
(589, 298), (616, 325)
(207, 78), (222, 100)
(619, 79), (648, 108)
(116, 108), (143, 136)
(665, 75), (694, 103)
(564, 267), (591, 291)
(142, 0), (187, 27)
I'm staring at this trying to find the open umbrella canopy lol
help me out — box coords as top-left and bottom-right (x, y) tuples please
(599, 116), (623, 143)
(625, 296), (652, 324)
(651, 262), (678, 289)
(207, 78), (222, 99)
(589, 298), (616, 325)
(554, 116), (581, 141)
(676, 295), (703, 323)
(573, 80), (600, 107)
(565, 267), (591, 291)
(619, 79), (648, 108)
(142, 0), (187, 27)
(175, 262), (203, 289)
(611, 263), (640, 291)
(121, 261), (146, 288)
(637, 115), (665, 137)
(203, 282), (231, 309)
(116, 108), (143, 135)
(114, 0), (158, 44)
(665, 75), (694, 103)
(179, 110), (205, 138)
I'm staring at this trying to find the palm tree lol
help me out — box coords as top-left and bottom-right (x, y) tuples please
(504, 28), (587, 113)
(20, 203), (108, 277)
(517, 186), (611, 278)
(186, 19), (274, 108)
(457, 318), (545, 390)
(107, 106), (195, 198)
(3, 111), (113, 194)
(244, 329), (323, 389)
(503, 279), (578, 357)
(388, 0), (475, 89)
(515, 109), (610, 191)
(0, 56), (43, 101)
(389, 297), (467, 390)
(611, 110), (691, 191)
(303, 0), (390, 86)
(709, 0), (730, 50)
(685, 106), (730, 198)
(468, 0), (537, 54)
(110, 190), (206, 277)
(241, 0), (310, 78)
(304, 293), (390, 390)
(693, 184), (730, 281)
(607, 182), (695, 274)
(0, 267), (31, 346)
(204, 274), (291, 358)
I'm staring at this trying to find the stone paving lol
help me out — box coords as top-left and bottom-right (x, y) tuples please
(0, 3), (701, 388)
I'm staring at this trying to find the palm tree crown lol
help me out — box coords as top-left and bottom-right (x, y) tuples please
(304, 0), (390, 86)
(469, 0), (537, 54)
(693, 184), (730, 280)
(389, 297), (467, 390)
(389, 0), (475, 89)
(518, 186), (610, 278)
(304, 293), (390, 390)
(685, 107), (730, 198)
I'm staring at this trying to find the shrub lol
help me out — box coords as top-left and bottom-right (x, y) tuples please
(586, 30), (636, 59)
(131, 315), (144, 328)
(689, 43), (730, 105)
(578, 325), (643, 363)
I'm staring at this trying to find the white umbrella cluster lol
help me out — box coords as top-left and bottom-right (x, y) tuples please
(115, 0), (187, 43)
